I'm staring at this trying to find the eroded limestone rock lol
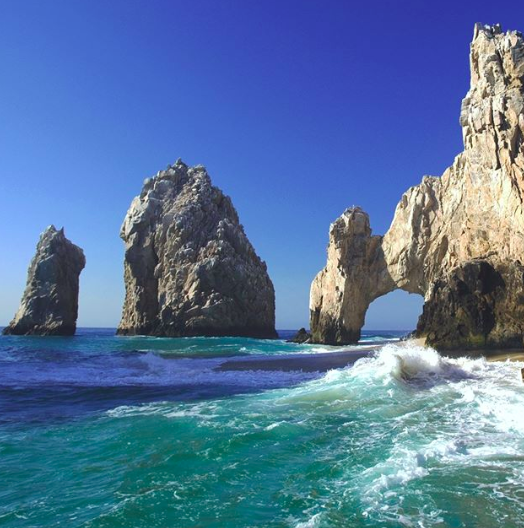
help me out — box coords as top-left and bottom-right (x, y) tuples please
(310, 208), (394, 345)
(3, 226), (86, 336)
(416, 260), (524, 349)
(310, 24), (524, 348)
(117, 159), (277, 338)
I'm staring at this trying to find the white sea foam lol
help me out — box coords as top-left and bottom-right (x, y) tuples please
(293, 512), (323, 528)
(326, 343), (524, 526)
(0, 350), (320, 389)
(106, 400), (221, 420)
(101, 342), (524, 527)
(244, 342), (524, 526)
(343, 342), (524, 387)
(265, 421), (284, 431)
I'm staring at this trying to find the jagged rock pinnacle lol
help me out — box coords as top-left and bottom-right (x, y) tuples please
(117, 162), (277, 338)
(3, 226), (86, 336)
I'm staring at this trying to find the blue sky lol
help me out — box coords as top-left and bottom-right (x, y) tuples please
(1, 1), (523, 330)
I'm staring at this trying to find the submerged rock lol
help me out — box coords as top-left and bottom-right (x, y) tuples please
(3, 226), (86, 336)
(288, 328), (312, 344)
(117, 160), (277, 338)
(311, 24), (524, 349)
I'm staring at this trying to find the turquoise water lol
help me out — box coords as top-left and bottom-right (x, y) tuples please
(1, 330), (524, 527)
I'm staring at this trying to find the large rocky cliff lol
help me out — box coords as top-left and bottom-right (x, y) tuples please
(117, 159), (277, 338)
(3, 226), (86, 336)
(311, 24), (524, 348)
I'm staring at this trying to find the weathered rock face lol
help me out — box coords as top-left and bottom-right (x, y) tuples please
(417, 260), (524, 349)
(3, 226), (86, 336)
(117, 159), (277, 338)
(311, 24), (524, 349)
(310, 208), (394, 344)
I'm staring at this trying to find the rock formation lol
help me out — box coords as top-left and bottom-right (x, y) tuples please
(310, 208), (394, 345)
(3, 226), (86, 336)
(310, 24), (524, 349)
(288, 328), (312, 344)
(117, 159), (277, 338)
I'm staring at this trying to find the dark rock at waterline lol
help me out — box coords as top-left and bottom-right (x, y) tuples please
(416, 260), (524, 349)
(3, 226), (85, 336)
(287, 328), (312, 344)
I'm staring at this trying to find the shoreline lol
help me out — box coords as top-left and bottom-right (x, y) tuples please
(216, 348), (374, 372)
(217, 340), (524, 373)
(486, 352), (524, 362)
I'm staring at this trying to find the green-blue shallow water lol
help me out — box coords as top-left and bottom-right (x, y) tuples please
(1, 329), (524, 527)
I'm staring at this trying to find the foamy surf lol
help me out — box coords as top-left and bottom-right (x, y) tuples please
(323, 344), (524, 526)
(2, 333), (524, 527)
(349, 342), (524, 384)
(0, 351), (320, 389)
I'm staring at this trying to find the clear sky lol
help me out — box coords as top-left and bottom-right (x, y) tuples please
(1, 0), (523, 330)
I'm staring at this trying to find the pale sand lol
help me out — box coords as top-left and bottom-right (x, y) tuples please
(486, 352), (524, 362)
(406, 338), (524, 363)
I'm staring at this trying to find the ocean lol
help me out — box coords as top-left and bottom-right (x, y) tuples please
(1, 329), (523, 527)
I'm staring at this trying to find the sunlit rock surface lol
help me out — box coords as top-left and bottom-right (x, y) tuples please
(117, 160), (277, 338)
(311, 24), (524, 348)
(3, 226), (85, 336)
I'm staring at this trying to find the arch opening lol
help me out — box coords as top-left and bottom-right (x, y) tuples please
(363, 289), (424, 337)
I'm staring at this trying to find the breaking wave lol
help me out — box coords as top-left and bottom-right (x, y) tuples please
(2, 334), (524, 527)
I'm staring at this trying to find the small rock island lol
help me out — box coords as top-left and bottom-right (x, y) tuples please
(310, 24), (524, 349)
(117, 159), (277, 338)
(3, 226), (86, 336)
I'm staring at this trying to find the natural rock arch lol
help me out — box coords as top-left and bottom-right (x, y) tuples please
(309, 207), (396, 344)
(310, 24), (524, 349)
